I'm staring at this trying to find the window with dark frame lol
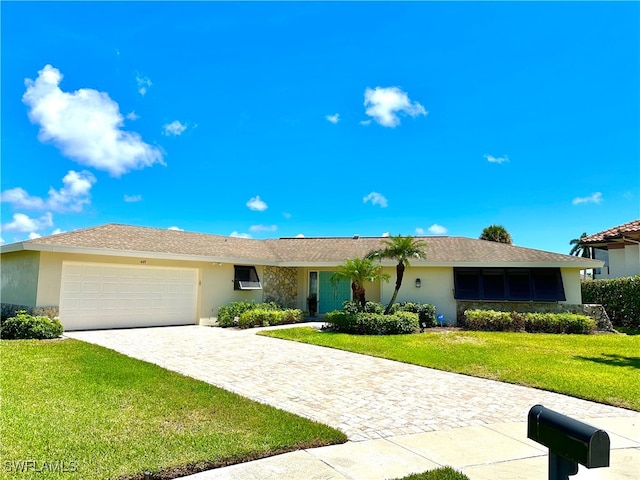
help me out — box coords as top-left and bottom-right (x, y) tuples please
(233, 265), (262, 290)
(453, 267), (565, 302)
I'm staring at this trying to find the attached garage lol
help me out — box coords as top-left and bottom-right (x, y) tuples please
(60, 262), (198, 331)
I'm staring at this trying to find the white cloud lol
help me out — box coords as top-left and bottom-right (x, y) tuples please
(415, 228), (426, 235)
(126, 111), (140, 120)
(136, 73), (152, 96)
(28, 232), (42, 240)
(23, 65), (164, 177)
(168, 226), (184, 231)
(484, 154), (509, 164)
(283, 212), (292, 219)
(623, 191), (633, 201)
(428, 224), (448, 235)
(246, 195), (268, 211)
(2, 212), (53, 233)
(52, 228), (64, 235)
(0, 188), (45, 209)
(230, 231), (252, 239)
(326, 113), (340, 124)
(363, 192), (388, 208)
(47, 170), (96, 212)
(359, 120), (372, 126)
(572, 192), (603, 205)
(163, 120), (187, 136)
(0, 237), (4, 245)
(363, 86), (427, 127)
(1, 170), (95, 213)
(249, 224), (277, 233)
(295, 233), (305, 238)
(382, 232), (390, 237)
(124, 194), (142, 203)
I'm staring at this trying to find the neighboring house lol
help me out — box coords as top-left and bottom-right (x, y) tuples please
(0, 223), (602, 330)
(581, 219), (640, 279)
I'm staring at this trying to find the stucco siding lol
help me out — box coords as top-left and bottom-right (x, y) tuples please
(560, 267), (582, 304)
(1, 251), (40, 306)
(608, 249), (627, 278)
(201, 263), (265, 322)
(380, 267), (456, 325)
(624, 244), (640, 277)
(37, 252), (64, 306)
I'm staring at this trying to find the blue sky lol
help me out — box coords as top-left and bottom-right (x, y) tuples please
(1, 1), (638, 254)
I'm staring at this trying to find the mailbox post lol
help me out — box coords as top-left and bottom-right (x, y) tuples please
(527, 405), (610, 480)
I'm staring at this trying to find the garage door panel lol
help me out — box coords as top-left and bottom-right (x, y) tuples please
(60, 262), (198, 331)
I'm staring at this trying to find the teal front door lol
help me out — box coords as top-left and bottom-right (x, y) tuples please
(319, 271), (351, 313)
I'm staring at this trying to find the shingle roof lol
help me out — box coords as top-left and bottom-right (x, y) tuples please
(6, 223), (597, 266)
(581, 219), (640, 244)
(19, 224), (279, 262)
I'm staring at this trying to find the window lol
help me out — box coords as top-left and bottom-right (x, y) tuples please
(453, 268), (565, 302)
(532, 269), (566, 301)
(506, 270), (531, 300)
(482, 269), (505, 300)
(233, 265), (262, 290)
(453, 269), (480, 299)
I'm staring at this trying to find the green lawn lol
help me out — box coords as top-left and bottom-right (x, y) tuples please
(260, 327), (640, 411)
(0, 339), (346, 480)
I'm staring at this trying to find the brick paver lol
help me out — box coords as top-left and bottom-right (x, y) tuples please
(66, 325), (639, 441)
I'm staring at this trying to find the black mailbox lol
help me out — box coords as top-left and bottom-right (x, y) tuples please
(528, 405), (610, 480)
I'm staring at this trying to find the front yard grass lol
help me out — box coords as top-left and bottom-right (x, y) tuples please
(260, 328), (640, 411)
(0, 338), (346, 480)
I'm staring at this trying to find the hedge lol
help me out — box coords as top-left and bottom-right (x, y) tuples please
(341, 301), (437, 328)
(217, 301), (281, 327)
(1, 310), (64, 339)
(238, 308), (304, 328)
(463, 309), (596, 334)
(582, 276), (640, 328)
(325, 311), (419, 335)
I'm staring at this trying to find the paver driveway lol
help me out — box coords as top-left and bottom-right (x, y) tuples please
(66, 324), (638, 442)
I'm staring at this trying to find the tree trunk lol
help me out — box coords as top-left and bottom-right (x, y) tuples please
(352, 281), (366, 311)
(384, 261), (405, 314)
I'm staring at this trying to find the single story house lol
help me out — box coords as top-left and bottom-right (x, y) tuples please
(581, 219), (640, 279)
(1, 223), (602, 331)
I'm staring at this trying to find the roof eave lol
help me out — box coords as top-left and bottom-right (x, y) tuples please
(6, 243), (280, 266)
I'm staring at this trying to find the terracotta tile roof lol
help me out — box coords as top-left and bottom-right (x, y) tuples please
(581, 219), (640, 244)
(10, 223), (595, 266)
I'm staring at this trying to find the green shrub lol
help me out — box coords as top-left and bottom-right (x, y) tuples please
(463, 309), (595, 334)
(524, 312), (596, 334)
(342, 300), (385, 314)
(464, 309), (521, 332)
(217, 301), (281, 327)
(237, 308), (304, 329)
(582, 276), (640, 328)
(1, 311), (64, 339)
(325, 310), (418, 335)
(398, 302), (437, 328)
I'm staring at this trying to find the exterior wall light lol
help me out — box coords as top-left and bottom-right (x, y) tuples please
(415, 278), (421, 288)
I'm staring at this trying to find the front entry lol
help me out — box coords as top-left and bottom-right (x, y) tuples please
(318, 271), (351, 313)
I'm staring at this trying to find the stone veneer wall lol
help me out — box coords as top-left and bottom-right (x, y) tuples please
(456, 301), (615, 331)
(262, 266), (298, 309)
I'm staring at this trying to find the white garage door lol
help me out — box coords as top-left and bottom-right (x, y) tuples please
(60, 262), (198, 331)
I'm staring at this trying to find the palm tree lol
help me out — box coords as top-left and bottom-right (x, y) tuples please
(330, 257), (390, 311)
(366, 235), (427, 314)
(479, 225), (513, 244)
(569, 232), (591, 258)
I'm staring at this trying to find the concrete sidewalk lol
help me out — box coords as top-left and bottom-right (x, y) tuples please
(66, 324), (640, 480)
